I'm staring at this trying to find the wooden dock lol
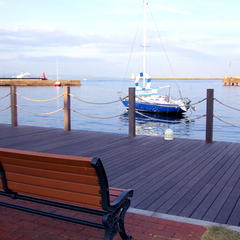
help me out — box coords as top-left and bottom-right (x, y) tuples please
(0, 79), (81, 86)
(0, 124), (239, 227)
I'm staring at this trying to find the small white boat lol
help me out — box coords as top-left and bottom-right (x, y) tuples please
(119, 0), (192, 115)
(13, 71), (31, 78)
(83, 78), (87, 81)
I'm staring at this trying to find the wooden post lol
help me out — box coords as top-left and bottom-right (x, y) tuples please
(206, 89), (214, 143)
(129, 87), (135, 137)
(64, 86), (71, 131)
(11, 86), (18, 127)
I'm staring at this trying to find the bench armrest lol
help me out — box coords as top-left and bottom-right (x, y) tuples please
(109, 189), (133, 211)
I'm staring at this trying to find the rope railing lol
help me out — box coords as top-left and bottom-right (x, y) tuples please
(0, 105), (11, 112)
(16, 93), (64, 102)
(70, 108), (128, 119)
(136, 110), (206, 123)
(212, 98), (240, 128)
(69, 94), (121, 104)
(214, 98), (240, 111)
(0, 93), (10, 100)
(214, 114), (240, 128)
(2, 86), (239, 141)
(190, 98), (206, 106)
(17, 105), (64, 115)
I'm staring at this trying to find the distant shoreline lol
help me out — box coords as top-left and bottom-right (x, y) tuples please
(130, 78), (223, 80)
(0, 79), (81, 86)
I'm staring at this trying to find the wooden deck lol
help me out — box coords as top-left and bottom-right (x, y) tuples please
(0, 124), (239, 227)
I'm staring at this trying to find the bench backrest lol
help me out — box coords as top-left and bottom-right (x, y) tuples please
(0, 148), (110, 210)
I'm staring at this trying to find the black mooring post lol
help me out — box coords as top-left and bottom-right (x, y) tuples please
(206, 89), (214, 143)
(129, 87), (135, 137)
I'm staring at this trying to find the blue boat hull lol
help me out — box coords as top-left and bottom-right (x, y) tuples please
(121, 99), (186, 114)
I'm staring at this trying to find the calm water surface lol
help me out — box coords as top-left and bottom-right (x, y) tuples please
(0, 79), (239, 142)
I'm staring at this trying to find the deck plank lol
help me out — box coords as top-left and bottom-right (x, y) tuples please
(0, 124), (239, 227)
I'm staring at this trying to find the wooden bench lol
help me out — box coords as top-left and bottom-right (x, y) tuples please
(0, 148), (133, 240)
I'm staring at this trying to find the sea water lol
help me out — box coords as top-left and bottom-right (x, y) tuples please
(0, 79), (239, 143)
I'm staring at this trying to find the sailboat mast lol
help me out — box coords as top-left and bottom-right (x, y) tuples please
(143, 0), (147, 88)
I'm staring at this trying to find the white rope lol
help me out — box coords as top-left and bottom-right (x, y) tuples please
(70, 108), (128, 119)
(16, 93), (64, 102)
(17, 105), (64, 115)
(214, 114), (240, 128)
(0, 105), (11, 112)
(190, 98), (206, 106)
(0, 93), (10, 100)
(214, 98), (240, 111)
(69, 94), (121, 104)
(136, 111), (206, 123)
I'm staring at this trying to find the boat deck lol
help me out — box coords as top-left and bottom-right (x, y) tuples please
(0, 124), (239, 227)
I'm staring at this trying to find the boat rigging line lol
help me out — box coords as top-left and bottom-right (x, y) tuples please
(147, 3), (183, 99)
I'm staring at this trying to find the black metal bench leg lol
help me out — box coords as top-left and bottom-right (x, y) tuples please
(102, 199), (132, 240)
(118, 199), (132, 240)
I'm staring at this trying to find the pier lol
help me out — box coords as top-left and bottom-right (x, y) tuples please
(223, 77), (240, 86)
(130, 77), (223, 80)
(0, 123), (239, 228)
(0, 78), (81, 86)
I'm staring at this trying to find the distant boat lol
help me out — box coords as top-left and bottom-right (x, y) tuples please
(54, 59), (61, 87)
(83, 78), (87, 81)
(13, 71), (31, 78)
(119, 0), (192, 115)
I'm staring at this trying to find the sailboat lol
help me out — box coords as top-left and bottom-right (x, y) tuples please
(119, 0), (192, 115)
(54, 59), (61, 87)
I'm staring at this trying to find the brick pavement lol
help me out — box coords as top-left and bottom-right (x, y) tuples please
(0, 195), (207, 240)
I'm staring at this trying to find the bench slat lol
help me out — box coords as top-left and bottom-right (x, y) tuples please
(7, 182), (102, 208)
(1, 157), (96, 175)
(6, 172), (101, 195)
(109, 187), (125, 202)
(0, 148), (93, 167)
(3, 164), (98, 185)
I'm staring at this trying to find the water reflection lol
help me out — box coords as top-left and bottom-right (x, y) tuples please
(119, 112), (194, 137)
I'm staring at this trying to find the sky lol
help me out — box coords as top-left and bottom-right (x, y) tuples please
(0, 0), (239, 79)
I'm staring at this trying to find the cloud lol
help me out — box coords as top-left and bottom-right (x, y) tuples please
(13, 55), (105, 63)
(0, 27), (124, 49)
(150, 4), (190, 15)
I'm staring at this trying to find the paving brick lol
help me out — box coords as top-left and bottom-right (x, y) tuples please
(34, 215), (63, 227)
(36, 232), (66, 240)
(155, 218), (184, 228)
(138, 220), (165, 231)
(36, 224), (66, 236)
(132, 214), (156, 223)
(145, 228), (175, 239)
(80, 227), (105, 239)
(60, 229), (88, 239)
